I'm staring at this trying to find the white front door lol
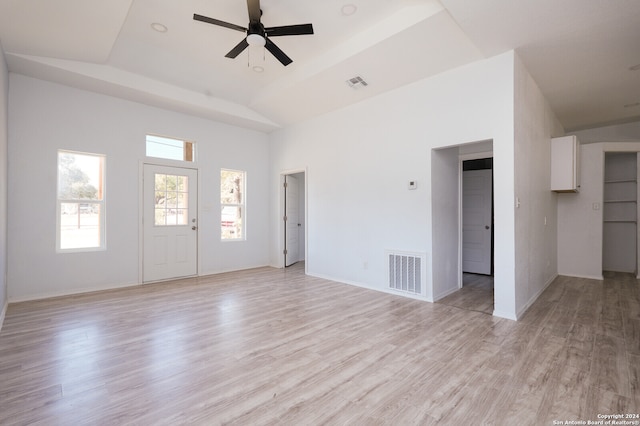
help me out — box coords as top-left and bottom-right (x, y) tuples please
(143, 164), (198, 282)
(462, 169), (492, 275)
(284, 175), (299, 267)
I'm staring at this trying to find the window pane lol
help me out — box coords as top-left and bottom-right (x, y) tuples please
(146, 134), (194, 162)
(177, 193), (187, 208)
(221, 169), (245, 240)
(155, 173), (167, 191)
(58, 152), (103, 200)
(221, 205), (242, 239)
(154, 172), (189, 227)
(58, 151), (105, 251)
(221, 170), (243, 204)
(60, 202), (101, 249)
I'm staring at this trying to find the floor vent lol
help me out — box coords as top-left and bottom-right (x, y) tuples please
(387, 251), (424, 295)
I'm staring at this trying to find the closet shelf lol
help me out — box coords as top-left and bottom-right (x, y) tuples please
(604, 220), (637, 223)
(604, 199), (637, 203)
(604, 179), (637, 184)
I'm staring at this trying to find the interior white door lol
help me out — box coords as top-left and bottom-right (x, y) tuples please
(462, 169), (492, 275)
(284, 175), (299, 267)
(143, 164), (198, 282)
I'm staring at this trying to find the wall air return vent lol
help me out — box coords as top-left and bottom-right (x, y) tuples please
(346, 76), (368, 90)
(387, 251), (425, 296)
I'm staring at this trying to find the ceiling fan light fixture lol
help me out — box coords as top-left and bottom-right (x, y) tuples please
(247, 33), (266, 47)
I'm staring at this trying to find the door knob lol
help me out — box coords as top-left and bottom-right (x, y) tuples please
(485, 225), (490, 230)
(192, 226), (197, 230)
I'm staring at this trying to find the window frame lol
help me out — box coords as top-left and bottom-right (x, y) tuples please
(145, 134), (196, 163)
(220, 168), (246, 241)
(56, 150), (106, 253)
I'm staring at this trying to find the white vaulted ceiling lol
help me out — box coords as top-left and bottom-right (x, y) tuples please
(0, 0), (639, 132)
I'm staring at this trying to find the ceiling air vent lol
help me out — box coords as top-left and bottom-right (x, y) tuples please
(346, 76), (368, 90)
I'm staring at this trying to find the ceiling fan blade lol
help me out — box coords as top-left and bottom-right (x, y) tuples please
(265, 38), (292, 66)
(265, 24), (314, 37)
(193, 14), (247, 32)
(246, 0), (261, 23)
(225, 38), (250, 58)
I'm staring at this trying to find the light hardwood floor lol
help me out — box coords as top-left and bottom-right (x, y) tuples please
(436, 273), (494, 315)
(0, 265), (639, 425)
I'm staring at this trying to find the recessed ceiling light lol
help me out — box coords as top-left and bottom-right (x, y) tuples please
(629, 64), (640, 71)
(151, 22), (168, 33)
(253, 66), (264, 73)
(624, 102), (640, 108)
(341, 4), (357, 16)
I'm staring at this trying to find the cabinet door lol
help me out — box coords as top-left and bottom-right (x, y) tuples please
(551, 135), (579, 192)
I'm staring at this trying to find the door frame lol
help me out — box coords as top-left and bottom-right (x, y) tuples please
(457, 151), (493, 289)
(138, 159), (200, 284)
(278, 168), (308, 271)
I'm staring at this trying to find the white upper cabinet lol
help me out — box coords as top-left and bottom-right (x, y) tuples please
(551, 135), (580, 192)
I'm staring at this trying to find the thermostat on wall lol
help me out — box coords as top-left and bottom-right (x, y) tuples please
(408, 180), (417, 190)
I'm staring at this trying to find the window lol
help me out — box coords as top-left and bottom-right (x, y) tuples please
(154, 173), (189, 226)
(146, 134), (195, 162)
(221, 169), (245, 240)
(57, 151), (105, 251)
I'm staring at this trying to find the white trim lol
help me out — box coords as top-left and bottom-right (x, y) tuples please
(432, 285), (460, 302)
(7, 266), (271, 303)
(8, 281), (139, 303)
(0, 301), (7, 331)
(220, 168), (247, 242)
(139, 161), (200, 284)
(307, 272), (433, 303)
(56, 150), (107, 253)
(458, 151), (494, 294)
(557, 273), (604, 281)
(279, 167), (308, 274)
(515, 273), (559, 320)
(492, 309), (518, 321)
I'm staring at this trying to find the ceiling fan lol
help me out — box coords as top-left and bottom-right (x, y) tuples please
(194, 0), (314, 66)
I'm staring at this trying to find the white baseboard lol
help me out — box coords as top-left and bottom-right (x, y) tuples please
(432, 285), (459, 302)
(306, 272), (432, 302)
(516, 273), (558, 320)
(8, 281), (140, 303)
(0, 300), (7, 332)
(492, 309), (518, 321)
(8, 265), (273, 303)
(557, 272), (603, 281)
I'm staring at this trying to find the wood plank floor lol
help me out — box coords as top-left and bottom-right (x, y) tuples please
(436, 273), (494, 314)
(0, 265), (639, 425)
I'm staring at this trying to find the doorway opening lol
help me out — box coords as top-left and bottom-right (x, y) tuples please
(432, 142), (495, 315)
(282, 171), (306, 268)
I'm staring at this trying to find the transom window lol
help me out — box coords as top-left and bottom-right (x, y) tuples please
(146, 134), (195, 162)
(57, 150), (105, 251)
(154, 173), (189, 226)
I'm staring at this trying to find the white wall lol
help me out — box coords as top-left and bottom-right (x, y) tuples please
(558, 140), (640, 279)
(269, 52), (519, 318)
(573, 121), (640, 144)
(431, 146), (460, 301)
(8, 75), (270, 301)
(0, 43), (8, 325)
(512, 55), (564, 317)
